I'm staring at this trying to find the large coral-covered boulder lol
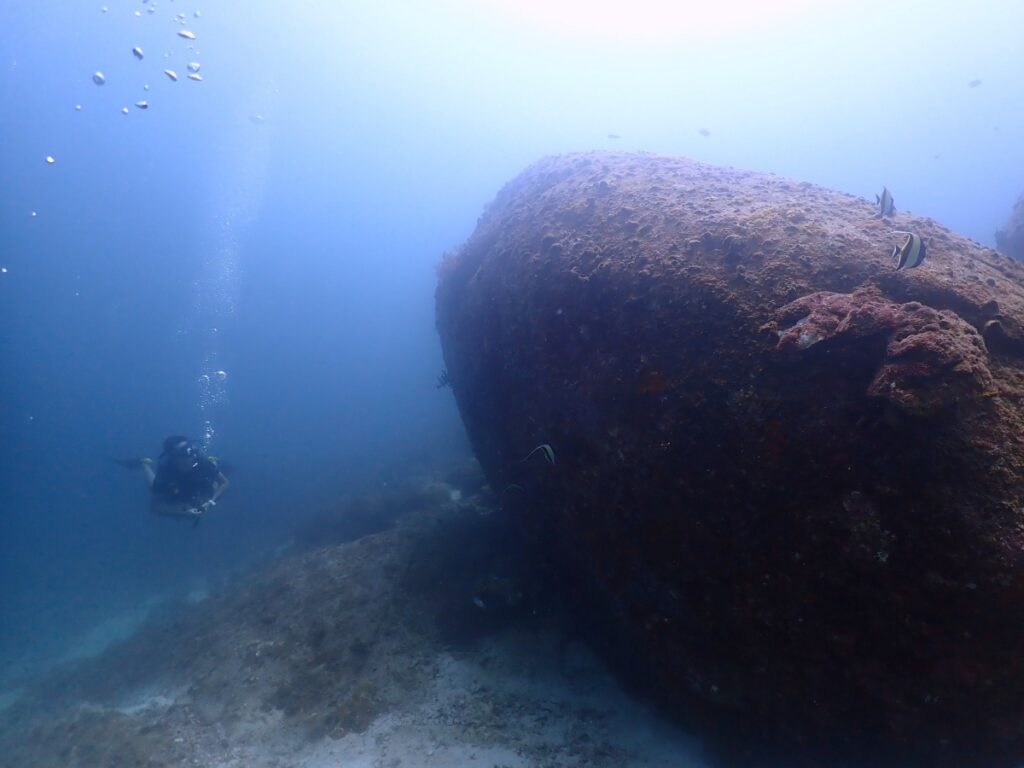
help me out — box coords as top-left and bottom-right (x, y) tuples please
(997, 192), (1024, 261)
(435, 152), (1024, 766)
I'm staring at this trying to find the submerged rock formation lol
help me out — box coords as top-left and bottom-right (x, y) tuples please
(996, 192), (1024, 261)
(0, 479), (685, 767)
(436, 152), (1024, 767)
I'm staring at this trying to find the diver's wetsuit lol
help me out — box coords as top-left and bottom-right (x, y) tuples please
(152, 453), (221, 508)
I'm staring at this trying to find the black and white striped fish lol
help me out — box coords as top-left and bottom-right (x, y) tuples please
(892, 231), (927, 270)
(876, 186), (895, 217)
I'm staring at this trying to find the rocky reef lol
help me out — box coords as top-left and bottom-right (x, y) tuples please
(0, 475), (697, 767)
(435, 152), (1024, 767)
(0, 507), (437, 767)
(996, 192), (1024, 261)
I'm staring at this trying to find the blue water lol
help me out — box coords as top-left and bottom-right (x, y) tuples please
(2, 0), (1023, 693)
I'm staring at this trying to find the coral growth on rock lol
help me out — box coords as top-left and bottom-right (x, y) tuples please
(436, 152), (1024, 767)
(765, 287), (994, 414)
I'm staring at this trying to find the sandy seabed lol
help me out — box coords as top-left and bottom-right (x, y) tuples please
(207, 632), (701, 768)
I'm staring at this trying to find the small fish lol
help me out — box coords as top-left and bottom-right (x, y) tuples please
(607, 133), (621, 139)
(74, 104), (82, 111)
(178, 29), (196, 40)
(135, 100), (148, 109)
(519, 443), (555, 466)
(187, 61), (201, 73)
(121, 107), (129, 114)
(45, 155), (55, 164)
(132, 46), (144, 60)
(164, 69), (178, 81)
(891, 231), (927, 271)
(875, 186), (895, 217)
(92, 71), (106, 85)
(968, 79), (982, 88)
(187, 73), (203, 81)
(472, 596), (486, 609)
(698, 128), (711, 137)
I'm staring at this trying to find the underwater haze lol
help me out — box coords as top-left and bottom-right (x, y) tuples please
(2, 0), (1024, 743)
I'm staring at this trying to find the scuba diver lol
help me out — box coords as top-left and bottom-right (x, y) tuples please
(119, 436), (230, 523)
